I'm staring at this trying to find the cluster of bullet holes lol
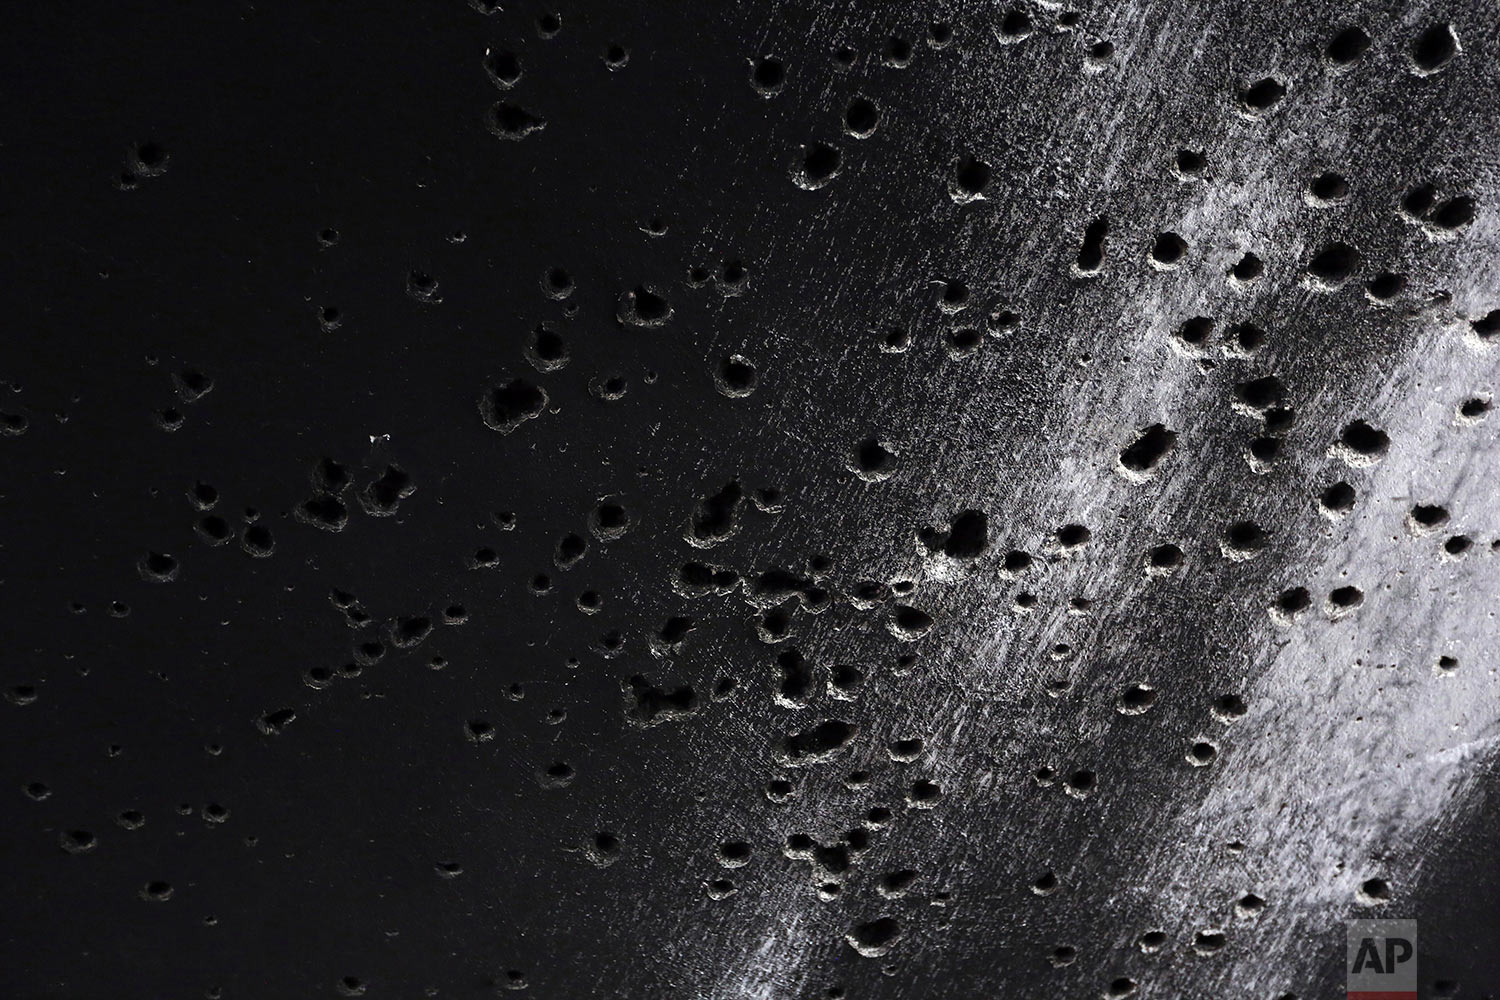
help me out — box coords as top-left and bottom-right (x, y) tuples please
(4, 6), (1486, 998)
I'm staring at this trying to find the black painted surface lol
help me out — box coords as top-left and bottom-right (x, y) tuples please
(3, 2), (1499, 998)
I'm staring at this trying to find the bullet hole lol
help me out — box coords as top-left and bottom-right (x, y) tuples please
(1089, 40), (1115, 63)
(689, 480), (743, 545)
(1118, 424), (1176, 478)
(1187, 741), (1218, 766)
(1057, 523), (1091, 549)
(793, 143), (842, 190)
(1358, 877), (1390, 904)
(358, 466), (414, 518)
(1410, 24), (1458, 73)
(1239, 77), (1286, 113)
(1367, 272), (1405, 301)
(907, 779), (942, 806)
(1000, 550), (1033, 576)
(486, 100), (547, 140)
(538, 761), (575, 789)
(1445, 535), (1473, 557)
(937, 279), (970, 314)
(701, 877), (737, 900)
(483, 49), (521, 88)
(1428, 196), (1476, 232)
(1326, 27), (1371, 64)
(351, 637), (386, 666)
(137, 551), (178, 583)
(880, 869), (918, 897)
(140, 880), (174, 902)
(1233, 375), (1284, 414)
(889, 605), (934, 640)
(851, 438), (897, 481)
(829, 664), (864, 698)
(520, 325), (569, 372)
(703, 841), (750, 871)
(1049, 946), (1078, 967)
(1459, 397), (1492, 421)
(1193, 929), (1227, 954)
(1116, 683), (1157, 715)
(846, 916), (902, 957)
(581, 831), (621, 867)
(941, 510), (989, 558)
(1177, 316), (1214, 349)
(1064, 769), (1096, 797)
(1247, 436), (1281, 468)
(844, 96), (880, 138)
(1320, 481), (1356, 515)
(536, 12), (561, 36)
(1032, 870), (1059, 895)
(60, 829), (96, 854)
(1309, 171), (1349, 204)
(1306, 242), (1358, 286)
(1222, 323), (1265, 358)
(538, 268), (575, 302)
(1402, 182), (1438, 220)
(480, 379), (548, 433)
(1147, 543), (1184, 574)
(1335, 420), (1388, 464)
(155, 407), (185, 431)
(316, 304), (344, 332)
(1076, 217), (1108, 273)
(1472, 310), (1500, 343)
(172, 368), (213, 402)
(944, 327), (983, 358)
(194, 515), (233, 544)
(1272, 587), (1311, 623)
(1327, 586), (1364, 616)
(592, 374), (629, 400)
(1230, 252), (1263, 282)
(129, 141), (170, 178)
(585, 502), (629, 543)
(1107, 977), (1139, 998)
(950, 156), (991, 203)
(617, 285), (672, 326)
(1237, 892), (1266, 917)
(750, 56), (784, 95)
(1222, 520), (1268, 559)
(716, 259), (750, 295)
(714, 355), (758, 398)
(778, 719), (857, 765)
(889, 737), (924, 762)
(1175, 148), (1206, 178)
(257, 708), (296, 736)
(882, 36), (914, 67)
(552, 533), (587, 570)
(1408, 503), (1450, 533)
(1150, 232), (1186, 268)
(999, 9), (1033, 40)
(603, 44), (629, 70)
(237, 522), (273, 557)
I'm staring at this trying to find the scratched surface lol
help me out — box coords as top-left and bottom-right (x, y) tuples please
(2, 1), (1499, 997)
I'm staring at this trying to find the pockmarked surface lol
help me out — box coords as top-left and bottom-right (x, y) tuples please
(2, 1), (1498, 997)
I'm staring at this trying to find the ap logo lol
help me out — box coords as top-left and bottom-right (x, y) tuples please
(1347, 919), (1417, 1000)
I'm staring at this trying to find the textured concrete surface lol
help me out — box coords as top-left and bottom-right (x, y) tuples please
(2, 1), (1498, 997)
